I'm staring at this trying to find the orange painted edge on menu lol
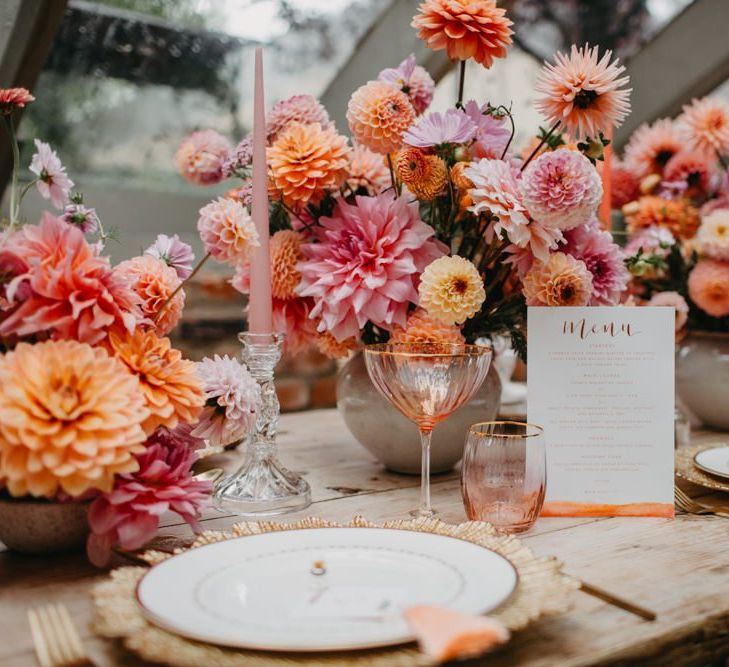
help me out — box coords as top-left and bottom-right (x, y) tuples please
(541, 501), (675, 518)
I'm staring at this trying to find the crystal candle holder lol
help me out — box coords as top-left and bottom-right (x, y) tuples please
(213, 332), (311, 517)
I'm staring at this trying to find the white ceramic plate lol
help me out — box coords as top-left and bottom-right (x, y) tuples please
(136, 527), (518, 652)
(694, 445), (729, 480)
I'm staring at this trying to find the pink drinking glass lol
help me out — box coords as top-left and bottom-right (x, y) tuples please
(364, 342), (492, 517)
(462, 421), (546, 533)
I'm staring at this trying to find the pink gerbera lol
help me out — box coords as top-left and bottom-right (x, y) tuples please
(403, 108), (477, 148)
(378, 54), (435, 115)
(463, 100), (512, 159)
(297, 192), (447, 341)
(29, 140), (74, 209)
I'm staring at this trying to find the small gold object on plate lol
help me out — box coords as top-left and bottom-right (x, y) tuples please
(676, 443), (729, 493)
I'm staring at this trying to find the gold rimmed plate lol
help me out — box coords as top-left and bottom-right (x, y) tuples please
(676, 443), (729, 492)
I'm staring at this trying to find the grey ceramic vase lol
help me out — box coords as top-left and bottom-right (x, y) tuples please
(676, 331), (729, 430)
(337, 352), (502, 474)
(0, 496), (90, 554)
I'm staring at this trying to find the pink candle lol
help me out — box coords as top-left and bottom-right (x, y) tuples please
(248, 47), (273, 333)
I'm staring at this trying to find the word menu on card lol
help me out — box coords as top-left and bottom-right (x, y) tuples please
(528, 307), (674, 517)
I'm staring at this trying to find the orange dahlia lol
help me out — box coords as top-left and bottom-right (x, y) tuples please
(411, 0), (513, 69)
(316, 331), (360, 360)
(347, 81), (416, 155)
(268, 121), (350, 208)
(680, 97), (729, 156)
(624, 195), (700, 240)
(396, 148), (447, 200)
(347, 144), (391, 195)
(450, 161), (474, 190)
(108, 330), (205, 435)
(523, 252), (593, 307)
(623, 119), (683, 177)
(270, 229), (304, 300)
(0, 340), (148, 498)
(688, 259), (729, 318)
(390, 308), (465, 345)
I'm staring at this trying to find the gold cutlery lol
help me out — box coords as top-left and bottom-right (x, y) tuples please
(674, 486), (729, 518)
(579, 581), (656, 621)
(28, 604), (95, 667)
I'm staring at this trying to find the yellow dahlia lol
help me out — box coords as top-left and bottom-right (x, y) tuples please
(347, 143), (391, 195)
(0, 340), (148, 498)
(316, 332), (360, 360)
(270, 229), (304, 300)
(390, 308), (465, 345)
(347, 81), (416, 155)
(397, 148), (447, 200)
(418, 256), (485, 325)
(522, 252), (593, 307)
(108, 330), (205, 435)
(624, 195), (700, 240)
(680, 97), (729, 155)
(268, 121), (350, 208)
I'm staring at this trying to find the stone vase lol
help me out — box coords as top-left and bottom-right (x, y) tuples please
(337, 352), (502, 474)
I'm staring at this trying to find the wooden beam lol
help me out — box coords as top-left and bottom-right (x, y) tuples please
(617, 0), (729, 146)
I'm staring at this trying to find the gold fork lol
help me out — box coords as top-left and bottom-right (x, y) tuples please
(27, 604), (95, 667)
(675, 486), (729, 519)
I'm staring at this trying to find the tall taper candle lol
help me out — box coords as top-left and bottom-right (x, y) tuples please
(248, 47), (273, 333)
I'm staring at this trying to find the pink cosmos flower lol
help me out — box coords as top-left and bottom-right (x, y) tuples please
(462, 100), (512, 159)
(145, 233), (195, 280)
(29, 140), (74, 209)
(403, 108), (478, 148)
(378, 54), (435, 115)
(648, 291), (689, 332)
(624, 225), (675, 258)
(562, 221), (630, 305)
(297, 192), (447, 341)
(175, 130), (231, 186)
(86, 435), (211, 567)
(61, 202), (99, 234)
(0, 214), (141, 344)
(191, 355), (260, 447)
(521, 148), (603, 231)
(266, 94), (331, 144)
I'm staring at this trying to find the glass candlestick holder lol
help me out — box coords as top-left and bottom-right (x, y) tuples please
(213, 332), (311, 517)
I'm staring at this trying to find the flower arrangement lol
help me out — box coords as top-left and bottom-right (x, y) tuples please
(614, 96), (729, 336)
(0, 92), (260, 565)
(178, 2), (632, 360)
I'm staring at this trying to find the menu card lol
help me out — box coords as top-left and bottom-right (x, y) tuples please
(527, 307), (674, 518)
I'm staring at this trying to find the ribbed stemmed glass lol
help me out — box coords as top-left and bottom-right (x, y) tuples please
(364, 342), (492, 517)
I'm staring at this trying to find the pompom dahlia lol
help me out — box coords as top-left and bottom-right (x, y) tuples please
(680, 97), (729, 156)
(0, 214), (141, 344)
(87, 436), (211, 567)
(0, 87), (34, 113)
(347, 81), (416, 155)
(396, 148), (448, 201)
(108, 329), (205, 435)
(390, 308), (465, 345)
(268, 122), (350, 208)
(611, 163), (641, 208)
(297, 192), (447, 341)
(175, 129), (230, 186)
(562, 222), (629, 305)
(266, 94), (332, 144)
(270, 229), (304, 299)
(463, 100), (512, 160)
(144, 233), (195, 280)
(696, 209), (729, 260)
(521, 148), (603, 231)
(688, 259), (729, 318)
(192, 355), (260, 447)
(535, 44), (631, 138)
(623, 119), (683, 177)
(648, 291), (689, 332)
(62, 202), (99, 234)
(378, 54), (435, 115)
(624, 195), (700, 240)
(198, 197), (259, 265)
(115, 254), (184, 336)
(347, 144), (391, 195)
(411, 0), (513, 69)
(523, 252), (593, 307)
(403, 108), (477, 148)
(664, 150), (715, 198)
(418, 255), (485, 326)
(29, 140), (74, 209)
(0, 340), (148, 498)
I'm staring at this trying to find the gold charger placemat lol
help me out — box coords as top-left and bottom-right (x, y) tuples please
(93, 516), (578, 667)
(676, 443), (729, 493)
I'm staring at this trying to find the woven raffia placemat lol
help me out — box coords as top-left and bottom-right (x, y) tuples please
(676, 443), (729, 493)
(92, 515), (579, 666)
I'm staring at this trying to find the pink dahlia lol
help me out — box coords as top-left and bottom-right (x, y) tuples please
(623, 118), (683, 177)
(192, 355), (259, 447)
(347, 143), (391, 195)
(562, 222), (630, 305)
(29, 140), (74, 209)
(297, 192), (447, 341)
(648, 291), (689, 332)
(463, 100), (512, 159)
(198, 197), (259, 265)
(145, 233), (195, 280)
(403, 107), (477, 148)
(266, 94), (331, 144)
(378, 54), (435, 115)
(680, 97), (729, 156)
(664, 150), (715, 198)
(0, 214), (141, 344)
(521, 148), (603, 230)
(175, 130), (231, 186)
(611, 162), (641, 208)
(688, 259), (729, 318)
(87, 436), (211, 566)
(272, 296), (319, 354)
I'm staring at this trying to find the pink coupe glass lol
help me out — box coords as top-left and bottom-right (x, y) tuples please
(364, 342), (492, 517)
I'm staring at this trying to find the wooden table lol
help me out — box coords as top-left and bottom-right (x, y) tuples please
(2, 409), (729, 666)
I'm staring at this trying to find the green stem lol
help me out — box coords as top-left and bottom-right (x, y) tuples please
(499, 106), (516, 160)
(457, 60), (466, 107)
(154, 252), (211, 323)
(521, 120), (561, 172)
(3, 116), (20, 227)
(17, 178), (38, 207)
(386, 153), (398, 196)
